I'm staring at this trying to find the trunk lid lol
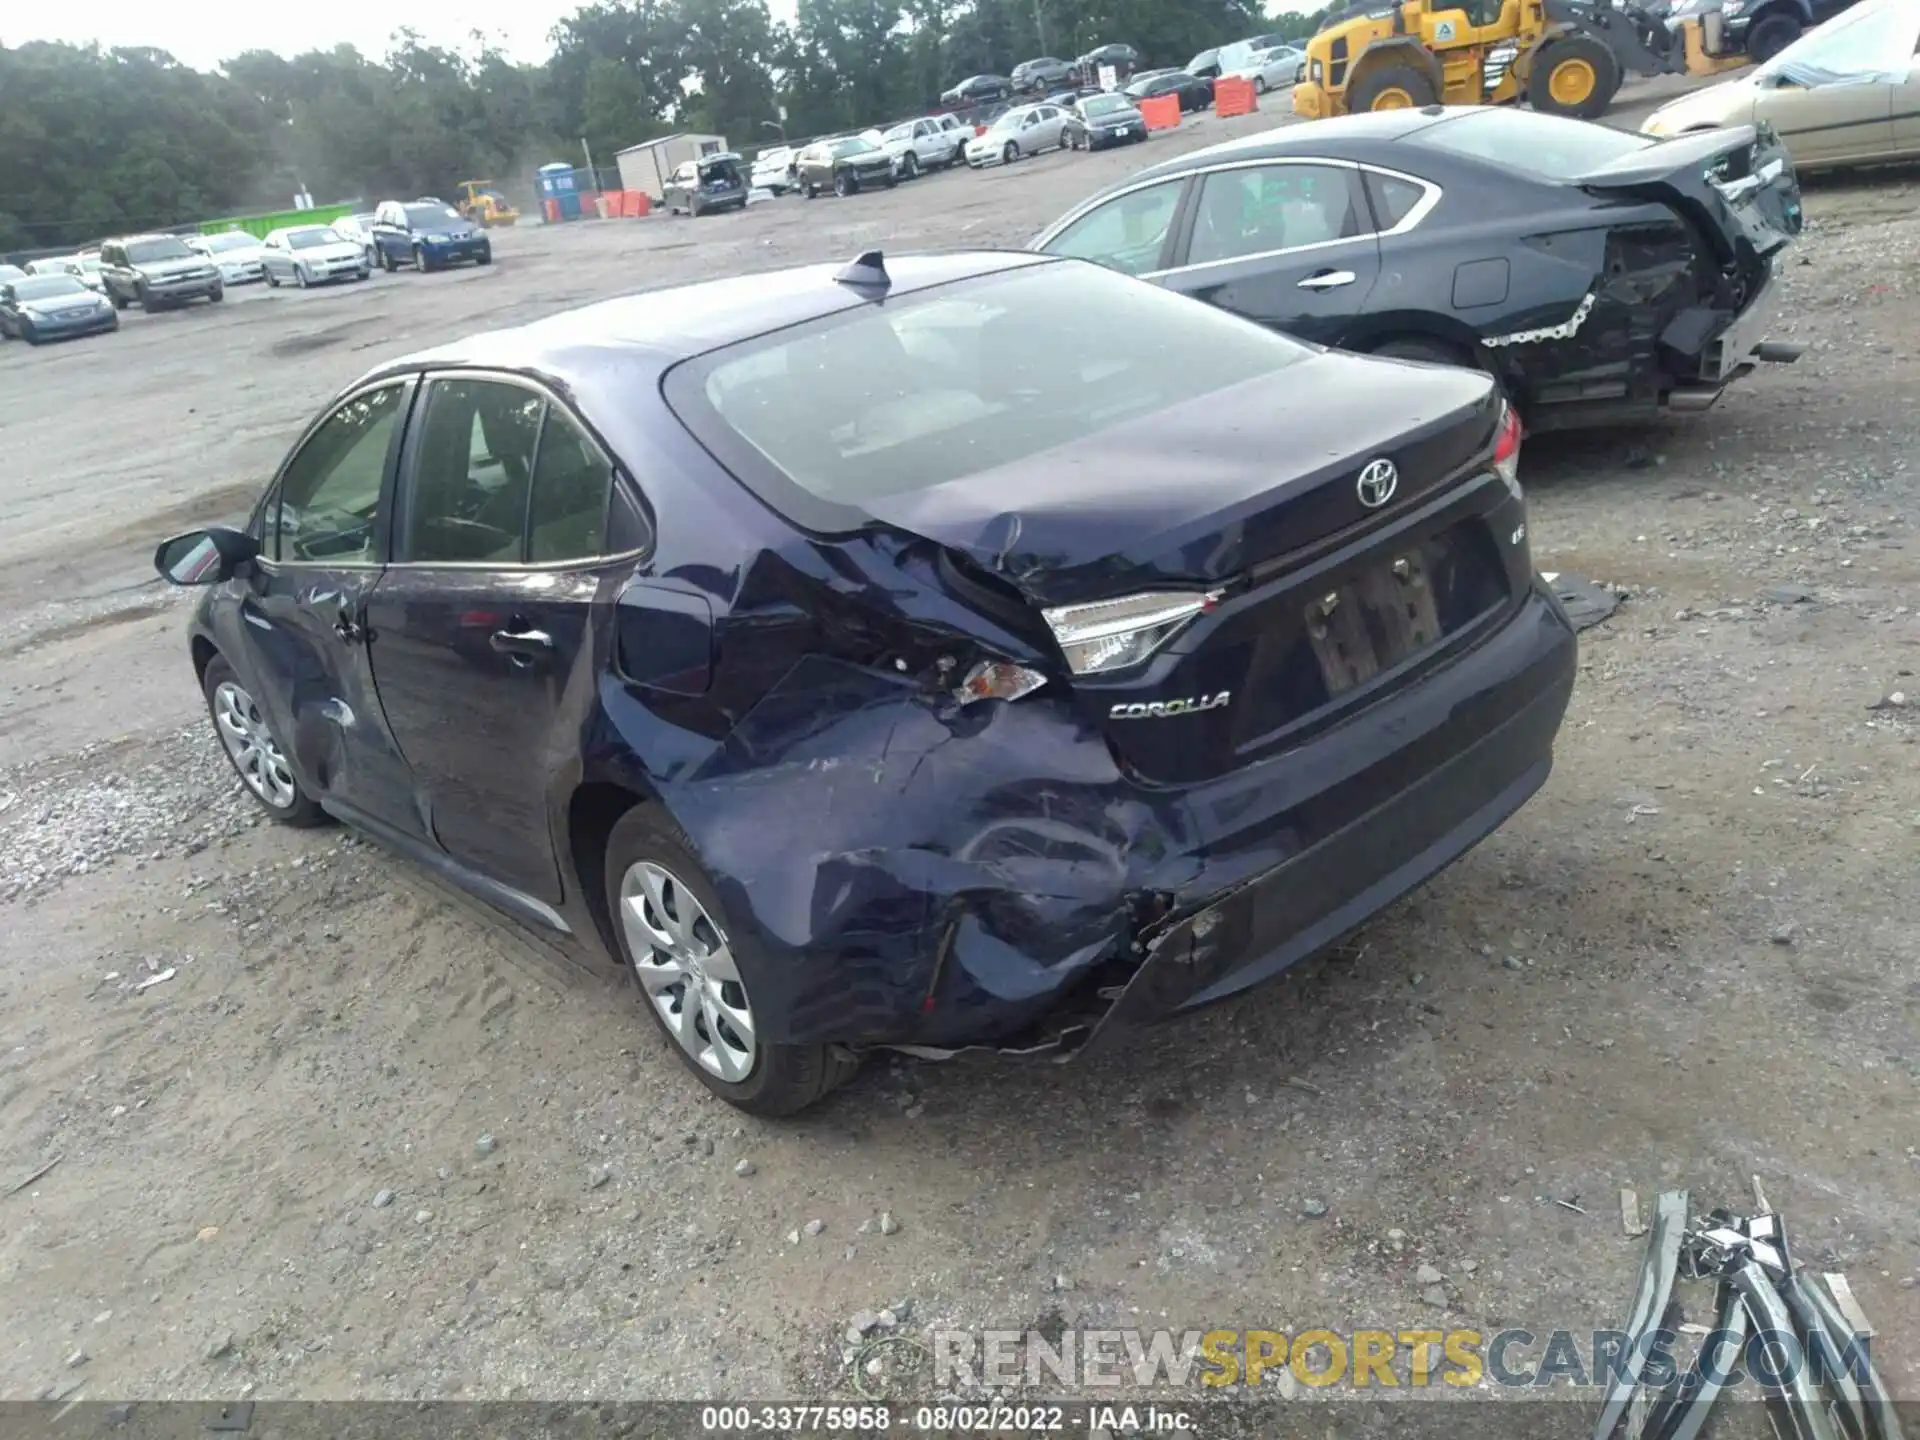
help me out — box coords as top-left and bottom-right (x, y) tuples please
(1574, 122), (1802, 278)
(870, 351), (1518, 786)
(867, 349), (1499, 607)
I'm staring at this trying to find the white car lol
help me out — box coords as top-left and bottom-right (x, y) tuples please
(878, 116), (970, 177)
(964, 102), (1075, 167)
(190, 230), (270, 285)
(1223, 45), (1305, 93)
(751, 147), (796, 194)
(260, 225), (371, 288)
(329, 212), (381, 266)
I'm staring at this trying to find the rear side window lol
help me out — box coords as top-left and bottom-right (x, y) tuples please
(527, 410), (611, 564)
(667, 260), (1311, 515)
(1365, 171), (1429, 229)
(1412, 109), (1653, 180)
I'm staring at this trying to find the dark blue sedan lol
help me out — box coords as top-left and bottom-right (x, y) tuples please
(369, 199), (493, 273)
(0, 273), (118, 344)
(154, 249), (1575, 1115)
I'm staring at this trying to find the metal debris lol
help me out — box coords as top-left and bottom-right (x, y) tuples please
(1546, 572), (1624, 632)
(1595, 1195), (1905, 1440)
(6, 1154), (62, 1197)
(1620, 1189), (1647, 1238)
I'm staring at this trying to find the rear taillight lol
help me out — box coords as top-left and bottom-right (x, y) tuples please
(1492, 399), (1523, 498)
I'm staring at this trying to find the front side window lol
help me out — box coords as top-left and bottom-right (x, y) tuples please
(672, 260), (1311, 513)
(397, 378), (545, 564)
(1185, 164), (1361, 267)
(272, 384), (409, 564)
(1039, 179), (1184, 277)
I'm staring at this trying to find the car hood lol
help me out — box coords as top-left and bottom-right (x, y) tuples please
(21, 293), (106, 316)
(293, 241), (366, 262)
(139, 258), (213, 278)
(862, 349), (1498, 607)
(1641, 77), (1755, 135)
(839, 150), (894, 167)
(210, 247), (267, 264)
(421, 225), (480, 241)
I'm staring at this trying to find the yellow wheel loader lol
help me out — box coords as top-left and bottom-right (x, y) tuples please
(457, 181), (520, 228)
(1293, 0), (1753, 122)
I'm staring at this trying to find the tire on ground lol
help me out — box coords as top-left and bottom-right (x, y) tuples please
(602, 805), (860, 1116)
(1348, 63), (1438, 112)
(200, 654), (329, 828)
(1526, 34), (1622, 120)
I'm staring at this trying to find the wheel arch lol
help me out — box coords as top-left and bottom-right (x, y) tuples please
(1345, 39), (1444, 97)
(565, 777), (662, 962)
(190, 633), (219, 683)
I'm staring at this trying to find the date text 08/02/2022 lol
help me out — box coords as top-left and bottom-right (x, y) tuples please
(700, 1403), (1196, 1433)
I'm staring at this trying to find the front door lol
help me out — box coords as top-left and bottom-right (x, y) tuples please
(232, 378), (423, 834)
(362, 372), (623, 905)
(1159, 161), (1381, 346)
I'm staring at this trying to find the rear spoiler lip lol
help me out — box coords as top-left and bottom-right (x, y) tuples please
(1572, 122), (1761, 188)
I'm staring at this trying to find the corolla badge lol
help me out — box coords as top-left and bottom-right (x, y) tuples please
(1356, 458), (1398, 509)
(1109, 691), (1230, 720)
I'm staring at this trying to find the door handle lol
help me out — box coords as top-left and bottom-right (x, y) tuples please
(1297, 269), (1357, 290)
(490, 628), (554, 665)
(332, 604), (364, 643)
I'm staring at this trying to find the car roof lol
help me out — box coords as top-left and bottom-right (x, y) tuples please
(365, 250), (1058, 384)
(1086, 106), (1469, 193)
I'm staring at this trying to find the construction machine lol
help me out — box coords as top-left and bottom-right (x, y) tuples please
(456, 181), (520, 227)
(1293, 0), (1753, 121)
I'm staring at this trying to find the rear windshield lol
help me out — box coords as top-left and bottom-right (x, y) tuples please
(1413, 108), (1654, 180)
(666, 260), (1312, 522)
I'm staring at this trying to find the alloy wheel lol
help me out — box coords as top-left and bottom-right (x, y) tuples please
(620, 861), (757, 1083)
(212, 681), (296, 809)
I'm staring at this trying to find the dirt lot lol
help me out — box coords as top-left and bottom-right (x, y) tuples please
(3, 89), (1918, 1408)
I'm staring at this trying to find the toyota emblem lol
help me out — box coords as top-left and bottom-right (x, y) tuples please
(1356, 458), (1398, 509)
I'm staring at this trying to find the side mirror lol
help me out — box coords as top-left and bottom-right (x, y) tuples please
(155, 526), (258, 586)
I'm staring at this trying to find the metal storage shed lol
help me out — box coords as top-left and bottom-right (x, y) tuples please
(615, 133), (729, 201)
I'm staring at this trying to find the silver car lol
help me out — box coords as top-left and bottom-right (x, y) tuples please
(964, 102), (1076, 167)
(260, 225), (371, 287)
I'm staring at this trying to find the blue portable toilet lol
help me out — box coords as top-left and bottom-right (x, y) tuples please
(537, 163), (580, 221)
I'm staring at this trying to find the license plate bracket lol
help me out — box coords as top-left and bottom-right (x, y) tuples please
(1304, 552), (1443, 696)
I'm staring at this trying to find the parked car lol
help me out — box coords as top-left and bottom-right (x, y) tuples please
(1641, 0), (1920, 168)
(662, 152), (750, 216)
(1068, 92), (1152, 150)
(26, 257), (80, 279)
(1187, 46), (1224, 78)
(1076, 42), (1143, 83)
(1030, 105), (1803, 431)
(262, 225), (372, 287)
(940, 74), (1012, 107)
(796, 136), (898, 197)
(1012, 56), (1078, 92)
(152, 245), (1573, 1116)
(1224, 44), (1307, 92)
(0, 272), (118, 343)
(370, 200), (493, 273)
(73, 250), (106, 292)
(330, 212), (382, 267)
(965, 102), (1077, 166)
(190, 230), (270, 285)
(878, 117), (971, 177)
(1123, 69), (1215, 112)
(0, 264), (25, 284)
(99, 234), (223, 311)
(751, 146), (797, 194)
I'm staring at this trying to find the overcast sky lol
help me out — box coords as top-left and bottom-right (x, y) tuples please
(3, 0), (800, 71)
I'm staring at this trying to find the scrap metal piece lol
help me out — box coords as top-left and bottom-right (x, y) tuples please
(1594, 1188), (1689, 1440)
(1548, 573), (1622, 632)
(1801, 1269), (1906, 1440)
(1641, 1278), (1750, 1440)
(1781, 1271), (1870, 1440)
(1726, 1253), (1840, 1440)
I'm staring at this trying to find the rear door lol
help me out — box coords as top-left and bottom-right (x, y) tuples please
(362, 371), (631, 905)
(1155, 159), (1381, 346)
(232, 378), (424, 834)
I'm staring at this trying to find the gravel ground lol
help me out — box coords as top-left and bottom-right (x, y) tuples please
(2, 88), (1917, 1409)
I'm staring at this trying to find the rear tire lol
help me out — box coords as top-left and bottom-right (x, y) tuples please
(1746, 10), (1802, 61)
(1527, 35), (1621, 119)
(603, 806), (859, 1117)
(1348, 64), (1438, 112)
(1369, 334), (1515, 411)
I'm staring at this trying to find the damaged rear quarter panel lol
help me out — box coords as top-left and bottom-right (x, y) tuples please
(621, 652), (1202, 1048)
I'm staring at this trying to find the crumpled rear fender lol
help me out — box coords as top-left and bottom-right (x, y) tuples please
(623, 657), (1200, 1047)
